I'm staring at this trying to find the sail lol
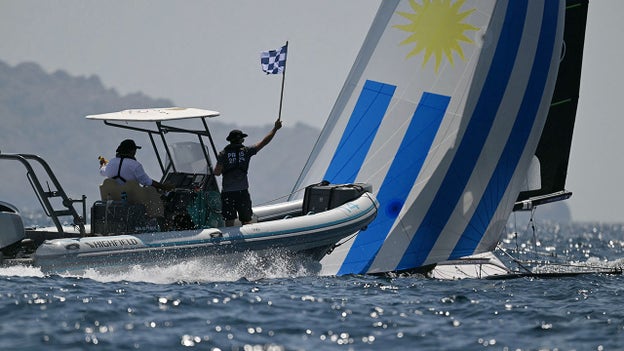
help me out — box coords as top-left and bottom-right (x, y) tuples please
(514, 0), (588, 211)
(292, 0), (566, 275)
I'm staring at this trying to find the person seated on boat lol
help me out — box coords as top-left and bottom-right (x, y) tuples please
(214, 119), (282, 226)
(99, 139), (173, 192)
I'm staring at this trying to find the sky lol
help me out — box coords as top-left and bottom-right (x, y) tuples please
(1, 0), (623, 223)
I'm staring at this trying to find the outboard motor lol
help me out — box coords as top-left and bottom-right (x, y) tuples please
(0, 201), (26, 255)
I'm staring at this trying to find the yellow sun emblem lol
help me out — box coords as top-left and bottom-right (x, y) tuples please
(394, 0), (478, 72)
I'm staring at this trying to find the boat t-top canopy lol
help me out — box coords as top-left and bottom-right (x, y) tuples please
(86, 107), (221, 178)
(86, 107), (220, 122)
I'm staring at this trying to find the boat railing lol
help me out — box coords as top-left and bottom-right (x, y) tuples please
(0, 152), (86, 235)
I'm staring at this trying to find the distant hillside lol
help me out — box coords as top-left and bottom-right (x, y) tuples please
(0, 61), (319, 215)
(0, 60), (573, 224)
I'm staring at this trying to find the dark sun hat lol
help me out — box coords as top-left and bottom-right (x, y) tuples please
(226, 130), (248, 142)
(116, 139), (142, 153)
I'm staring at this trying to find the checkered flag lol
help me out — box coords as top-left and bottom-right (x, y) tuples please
(261, 44), (288, 74)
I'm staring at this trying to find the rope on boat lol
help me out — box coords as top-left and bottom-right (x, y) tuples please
(502, 207), (623, 276)
(255, 185), (307, 206)
(326, 232), (358, 256)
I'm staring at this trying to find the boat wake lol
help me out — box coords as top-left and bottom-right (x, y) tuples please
(0, 264), (46, 278)
(0, 250), (324, 284)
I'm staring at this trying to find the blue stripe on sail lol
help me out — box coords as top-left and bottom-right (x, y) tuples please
(338, 92), (450, 275)
(323, 80), (395, 183)
(395, 1), (528, 270)
(451, 1), (560, 258)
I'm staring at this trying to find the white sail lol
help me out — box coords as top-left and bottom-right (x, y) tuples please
(291, 0), (566, 275)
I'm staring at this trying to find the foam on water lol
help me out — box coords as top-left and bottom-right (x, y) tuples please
(0, 250), (323, 284)
(0, 264), (46, 278)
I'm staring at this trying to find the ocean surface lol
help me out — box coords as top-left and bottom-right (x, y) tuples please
(1, 219), (623, 351)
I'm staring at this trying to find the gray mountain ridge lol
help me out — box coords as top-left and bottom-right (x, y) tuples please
(0, 60), (318, 216)
(0, 60), (571, 223)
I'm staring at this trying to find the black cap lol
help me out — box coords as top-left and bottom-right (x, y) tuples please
(226, 130), (248, 142)
(116, 139), (142, 153)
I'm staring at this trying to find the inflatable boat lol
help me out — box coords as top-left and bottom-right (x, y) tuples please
(0, 108), (378, 274)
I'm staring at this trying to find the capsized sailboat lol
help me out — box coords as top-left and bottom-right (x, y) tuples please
(0, 0), (610, 279)
(291, 0), (601, 278)
(431, 0), (603, 279)
(0, 108), (378, 273)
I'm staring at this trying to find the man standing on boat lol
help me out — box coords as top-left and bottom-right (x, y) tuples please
(99, 139), (172, 191)
(214, 120), (282, 226)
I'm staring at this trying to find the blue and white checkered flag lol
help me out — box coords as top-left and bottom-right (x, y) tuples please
(261, 45), (287, 74)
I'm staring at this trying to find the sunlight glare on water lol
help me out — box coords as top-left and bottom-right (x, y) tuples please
(0, 222), (623, 350)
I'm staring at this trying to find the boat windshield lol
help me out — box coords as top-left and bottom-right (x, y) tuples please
(167, 142), (210, 174)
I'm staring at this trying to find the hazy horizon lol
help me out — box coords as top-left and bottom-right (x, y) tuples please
(1, 0), (623, 223)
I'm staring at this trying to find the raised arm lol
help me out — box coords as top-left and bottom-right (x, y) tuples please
(253, 120), (282, 152)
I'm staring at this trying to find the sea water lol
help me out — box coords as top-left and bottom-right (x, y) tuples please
(0, 221), (623, 351)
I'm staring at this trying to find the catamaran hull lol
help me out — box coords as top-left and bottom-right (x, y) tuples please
(32, 193), (378, 273)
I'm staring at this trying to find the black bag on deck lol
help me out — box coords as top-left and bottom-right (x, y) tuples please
(302, 182), (372, 214)
(91, 201), (149, 235)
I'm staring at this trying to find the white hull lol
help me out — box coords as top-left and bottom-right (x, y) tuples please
(31, 192), (378, 273)
(427, 252), (511, 280)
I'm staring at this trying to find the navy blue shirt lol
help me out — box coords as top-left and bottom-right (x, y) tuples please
(217, 143), (258, 192)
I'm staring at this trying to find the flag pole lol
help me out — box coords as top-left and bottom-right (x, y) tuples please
(277, 41), (288, 122)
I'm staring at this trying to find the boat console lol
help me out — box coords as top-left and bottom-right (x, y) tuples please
(158, 171), (222, 231)
(92, 172), (223, 235)
(163, 172), (211, 191)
